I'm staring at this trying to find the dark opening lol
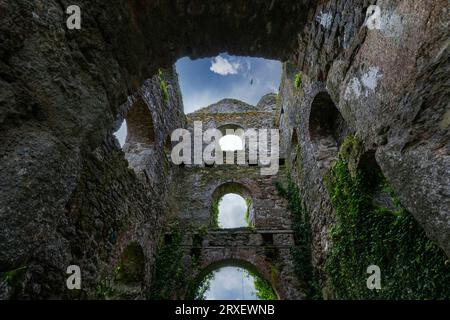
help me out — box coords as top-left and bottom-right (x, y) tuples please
(126, 96), (156, 146)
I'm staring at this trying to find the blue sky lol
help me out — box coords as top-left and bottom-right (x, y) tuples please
(176, 53), (282, 113)
(115, 54), (281, 145)
(202, 266), (258, 300)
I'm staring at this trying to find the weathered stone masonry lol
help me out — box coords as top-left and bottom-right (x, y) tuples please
(0, 0), (448, 299)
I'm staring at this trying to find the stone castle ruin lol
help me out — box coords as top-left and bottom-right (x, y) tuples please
(0, 0), (449, 299)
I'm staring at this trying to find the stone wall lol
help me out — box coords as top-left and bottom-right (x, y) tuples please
(0, 0), (448, 300)
(181, 229), (304, 300)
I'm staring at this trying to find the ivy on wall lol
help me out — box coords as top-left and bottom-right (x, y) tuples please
(158, 69), (170, 103)
(212, 198), (220, 228)
(251, 271), (278, 300)
(324, 135), (450, 299)
(147, 221), (201, 299)
(275, 180), (321, 299)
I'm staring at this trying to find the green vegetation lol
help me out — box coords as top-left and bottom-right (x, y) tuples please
(251, 272), (278, 300)
(96, 278), (118, 299)
(294, 72), (302, 90)
(158, 69), (170, 103)
(244, 197), (251, 226)
(212, 198), (220, 228)
(194, 272), (214, 300)
(1, 266), (27, 288)
(275, 180), (321, 299)
(324, 135), (450, 299)
(147, 221), (201, 299)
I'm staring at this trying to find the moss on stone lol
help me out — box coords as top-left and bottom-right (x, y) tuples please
(274, 179), (321, 299)
(294, 72), (302, 90)
(1, 266), (27, 288)
(324, 137), (450, 299)
(158, 69), (170, 103)
(147, 221), (200, 299)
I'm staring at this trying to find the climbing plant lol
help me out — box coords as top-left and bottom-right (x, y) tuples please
(324, 135), (450, 299)
(147, 221), (201, 299)
(294, 72), (302, 89)
(211, 198), (220, 228)
(251, 271), (278, 300)
(158, 69), (170, 103)
(275, 179), (321, 299)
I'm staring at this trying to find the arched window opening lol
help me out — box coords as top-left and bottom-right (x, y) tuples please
(218, 124), (245, 152)
(357, 151), (399, 210)
(114, 120), (127, 148)
(211, 183), (254, 229)
(193, 261), (277, 300)
(217, 193), (248, 228)
(125, 96), (156, 147)
(308, 92), (350, 169)
(115, 242), (145, 285)
(219, 135), (244, 152)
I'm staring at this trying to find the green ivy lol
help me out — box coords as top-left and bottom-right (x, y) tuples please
(158, 69), (170, 103)
(275, 180), (321, 299)
(1, 266), (27, 288)
(245, 197), (251, 226)
(253, 273), (278, 300)
(212, 198), (220, 228)
(294, 72), (302, 90)
(324, 135), (450, 299)
(147, 222), (200, 299)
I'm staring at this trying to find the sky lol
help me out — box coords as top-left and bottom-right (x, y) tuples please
(115, 53), (281, 145)
(217, 193), (248, 228)
(176, 53), (282, 113)
(202, 266), (258, 300)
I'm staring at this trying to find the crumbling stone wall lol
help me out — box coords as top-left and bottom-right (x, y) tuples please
(181, 229), (303, 300)
(278, 0), (449, 297)
(172, 97), (304, 299)
(0, 0), (448, 300)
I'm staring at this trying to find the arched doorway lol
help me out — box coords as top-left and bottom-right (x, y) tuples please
(192, 260), (278, 300)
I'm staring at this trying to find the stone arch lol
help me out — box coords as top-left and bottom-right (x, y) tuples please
(115, 242), (146, 285)
(357, 150), (398, 210)
(190, 258), (280, 300)
(308, 91), (349, 170)
(211, 182), (254, 228)
(125, 96), (156, 147)
(217, 123), (245, 136)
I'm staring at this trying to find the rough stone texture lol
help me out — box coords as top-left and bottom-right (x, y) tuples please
(177, 166), (291, 229)
(181, 229), (303, 300)
(276, 0), (450, 294)
(175, 98), (305, 299)
(0, 0), (448, 300)
(0, 67), (183, 299)
(324, 0), (449, 256)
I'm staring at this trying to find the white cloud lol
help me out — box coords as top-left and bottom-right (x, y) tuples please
(210, 56), (241, 76)
(204, 267), (258, 300)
